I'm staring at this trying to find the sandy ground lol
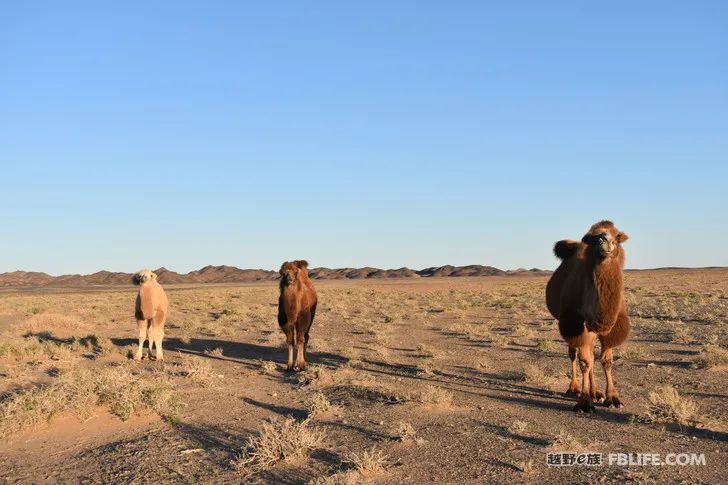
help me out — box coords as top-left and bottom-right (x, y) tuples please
(1, 270), (727, 484)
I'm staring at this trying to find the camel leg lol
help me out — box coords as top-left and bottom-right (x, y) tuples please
(304, 331), (310, 364)
(283, 325), (295, 372)
(565, 347), (580, 396)
(134, 319), (147, 361)
(589, 366), (604, 402)
(601, 347), (622, 408)
(574, 333), (597, 413)
(295, 333), (307, 371)
(151, 311), (166, 361)
(295, 312), (311, 371)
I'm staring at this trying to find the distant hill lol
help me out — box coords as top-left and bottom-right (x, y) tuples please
(0, 264), (551, 288)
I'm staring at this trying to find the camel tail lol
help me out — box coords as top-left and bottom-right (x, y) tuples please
(554, 240), (579, 260)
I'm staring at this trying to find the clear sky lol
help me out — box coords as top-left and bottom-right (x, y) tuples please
(1, 1), (726, 275)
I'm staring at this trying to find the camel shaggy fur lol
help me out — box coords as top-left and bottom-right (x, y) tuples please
(133, 269), (169, 361)
(546, 221), (630, 412)
(278, 260), (317, 371)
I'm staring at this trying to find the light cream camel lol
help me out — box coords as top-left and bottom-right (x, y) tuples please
(133, 269), (168, 361)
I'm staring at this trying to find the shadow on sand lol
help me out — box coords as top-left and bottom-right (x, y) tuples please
(111, 336), (347, 370)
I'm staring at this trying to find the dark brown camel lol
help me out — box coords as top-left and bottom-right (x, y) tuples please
(546, 220), (630, 412)
(278, 260), (317, 371)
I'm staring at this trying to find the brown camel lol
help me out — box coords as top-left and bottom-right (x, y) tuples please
(278, 260), (317, 371)
(133, 269), (168, 361)
(546, 220), (630, 412)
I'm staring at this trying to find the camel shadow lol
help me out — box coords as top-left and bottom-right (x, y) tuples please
(110, 336), (348, 370)
(242, 397), (308, 420)
(360, 358), (568, 402)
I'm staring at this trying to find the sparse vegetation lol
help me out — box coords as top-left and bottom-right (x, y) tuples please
(344, 447), (388, 476)
(549, 429), (585, 450)
(536, 338), (558, 352)
(0, 365), (181, 436)
(393, 421), (417, 442)
(178, 356), (220, 384)
(508, 419), (529, 434)
(693, 344), (728, 369)
(260, 360), (277, 374)
(306, 392), (336, 417)
(617, 344), (650, 360)
(233, 417), (325, 476)
(0, 271), (726, 483)
(418, 385), (454, 407)
(520, 364), (547, 384)
(204, 347), (224, 357)
(644, 385), (701, 426)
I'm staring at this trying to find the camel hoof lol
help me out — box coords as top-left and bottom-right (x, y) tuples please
(286, 365), (295, 372)
(592, 390), (605, 403)
(604, 396), (623, 408)
(573, 399), (595, 413)
(564, 388), (580, 397)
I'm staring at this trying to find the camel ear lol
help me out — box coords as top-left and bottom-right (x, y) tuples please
(582, 234), (598, 245)
(616, 232), (629, 243)
(295, 260), (309, 269)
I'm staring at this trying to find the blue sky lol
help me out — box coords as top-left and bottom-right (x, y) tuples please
(1, 1), (726, 274)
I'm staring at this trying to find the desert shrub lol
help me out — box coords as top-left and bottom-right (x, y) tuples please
(644, 385), (701, 426)
(549, 429), (585, 450)
(616, 344), (650, 360)
(520, 364), (547, 384)
(306, 392), (335, 417)
(536, 339), (558, 352)
(178, 356), (219, 384)
(260, 360), (277, 374)
(233, 417), (325, 475)
(393, 421), (417, 442)
(0, 365), (181, 436)
(418, 386), (453, 407)
(693, 344), (728, 369)
(344, 447), (388, 475)
(508, 419), (529, 433)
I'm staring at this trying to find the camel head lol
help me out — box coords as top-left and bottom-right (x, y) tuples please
(279, 260), (309, 285)
(133, 269), (157, 285)
(581, 220), (629, 260)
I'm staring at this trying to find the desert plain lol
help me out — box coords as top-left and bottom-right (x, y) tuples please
(1, 269), (727, 484)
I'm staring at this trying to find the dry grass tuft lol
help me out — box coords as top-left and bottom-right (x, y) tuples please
(0, 365), (181, 436)
(204, 347), (224, 357)
(178, 356), (220, 384)
(344, 447), (388, 476)
(418, 385), (454, 407)
(693, 344), (728, 369)
(260, 360), (277, 374)
(22, 313), (91, 335)
(508, 419), (529, 434)
(644, 385), (701, 426)
(549, 429), (585, 450)
(616, 344), (650, 360)
(416, 361), (435, 376)
(416, 343), (440, 358)
(0, 337), (77, 362)
(393, 421), (419, 442)
(233, 417), (325, 476)
(535, 339), (559, 352)
(297, 365), (326, 385)
(306, 392), (337, 418)
(520, 364), (547, 384)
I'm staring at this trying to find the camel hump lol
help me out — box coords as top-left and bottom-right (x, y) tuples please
(554, 240), (580, 260)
